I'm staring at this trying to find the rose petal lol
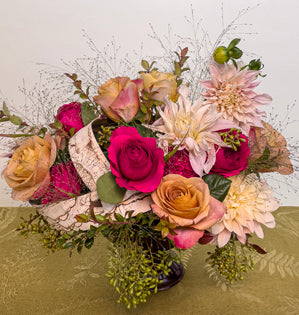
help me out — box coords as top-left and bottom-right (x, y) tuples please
(191, 196), (226, 230)
(167, 228), (204, 249)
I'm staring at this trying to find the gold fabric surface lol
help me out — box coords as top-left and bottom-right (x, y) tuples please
(0, 206), (298, 315)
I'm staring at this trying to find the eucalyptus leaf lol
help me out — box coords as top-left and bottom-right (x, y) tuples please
(97, 171), (126, 204)
(202, 174), (232, 202)
(81, 102), (97, 125)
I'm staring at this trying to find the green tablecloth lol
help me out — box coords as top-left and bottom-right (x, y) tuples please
(0, 207), (298, 315)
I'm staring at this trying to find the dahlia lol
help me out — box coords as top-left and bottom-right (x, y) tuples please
(145, 85), (234, 176)
(211, 173), (280, 247)
(200, 62), (272, 136)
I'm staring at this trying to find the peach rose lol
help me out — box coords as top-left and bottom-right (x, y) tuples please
(3, 134), (56, 201)
(151, 174), (226, 249)
(248, 121), (293, 175)
(139, 70), (178, 102)
(93, 77), (143, 123)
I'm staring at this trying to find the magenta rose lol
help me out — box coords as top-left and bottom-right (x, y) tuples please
(56, 102), (84, 134)
(210, 129), (250, 177)
(108, 126), (165, 193)
(41, 161), (82, 204)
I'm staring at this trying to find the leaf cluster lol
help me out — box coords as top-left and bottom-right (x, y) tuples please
(65, 72), (99, 120)
(0, 102), (46, 138)
(17, 211), (96, 255)
(173, 47), (190, 86)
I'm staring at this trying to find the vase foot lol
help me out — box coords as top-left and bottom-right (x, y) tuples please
(156, 260), (185, 291)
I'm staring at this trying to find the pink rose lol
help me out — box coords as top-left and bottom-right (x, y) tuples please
(41, 161), (82, 204)
(210, 129), (250, 177)
(93, 77), (143, 123)
(56, 102), (84, 134)
(108, 126), (165, 193)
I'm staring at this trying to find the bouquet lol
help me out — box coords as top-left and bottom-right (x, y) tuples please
(0, 33), (294, 309)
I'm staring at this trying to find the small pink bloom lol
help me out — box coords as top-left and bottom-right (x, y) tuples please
(164, 149), (198, 178)
(56, 102), (84, 134)
(41, 161), (82, 204)
(108, 126), (165, 193)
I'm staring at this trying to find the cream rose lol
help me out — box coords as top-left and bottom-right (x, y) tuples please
(139, 70), (177, 102)
(3, 134), (56, 201)
(151, 174), (226, 249)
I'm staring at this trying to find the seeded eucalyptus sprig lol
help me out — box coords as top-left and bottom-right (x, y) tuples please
(206, 235), (266, 284)
(220, 128), (246, 151)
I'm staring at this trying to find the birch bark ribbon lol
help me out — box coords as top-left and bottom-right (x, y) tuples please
(35, 119), (152, 231)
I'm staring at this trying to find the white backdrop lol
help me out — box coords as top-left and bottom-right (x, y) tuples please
(0, 0), (298, 206)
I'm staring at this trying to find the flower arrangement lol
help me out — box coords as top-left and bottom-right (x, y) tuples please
(0, 33), (294, 309)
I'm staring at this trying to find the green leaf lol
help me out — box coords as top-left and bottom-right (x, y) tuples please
(63, 242), (74, 249)
(140, 103), (148, 114)
(141, 60), (149, 71)
(79, 93), (88, 100)
(229, 47), (243, 59)
(86, 86), (91, 96)
(50, 119), (63, 130)
(115, 213), (124, 222)
(136, 124), (155, 138)
(84, 237), (94, 249)
(77, 241), (83, 254)
(75, 214), (89, 223)
(227, 38), (241, 51)
(202, 174), (232, 202)
(95, 214), (105, 222)
(9, 115), (22, 125)
(69, 127), (75, 137)
(254, 146), (270, 163)
(81, 102), (97, 125)
(2, 102), (10, 116)
(96, 171), (126, 204)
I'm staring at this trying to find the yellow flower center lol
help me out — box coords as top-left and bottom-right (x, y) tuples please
(174, 115), (191, 132)
(216, 84), (246, 114)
